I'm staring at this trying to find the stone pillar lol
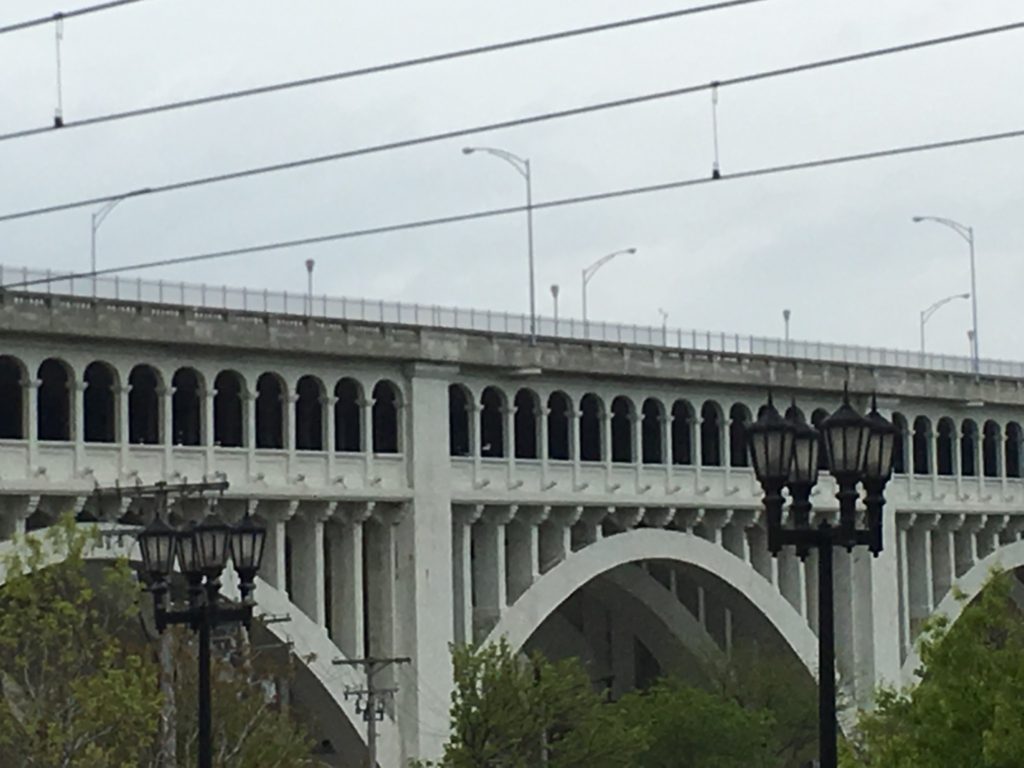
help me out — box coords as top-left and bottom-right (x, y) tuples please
(161, 386), (174, 475)
(539, 506), (581, 573)
(330, 504), (371, 659)
(471, 508), (510, 636)
(202, 387), (216, 471)
(73, 379), (86, 472)
(452, 505), (483, 646)
(506, 506), (547, 603)
(864, 510), (902, 690)
(393, 363), (456, 763)
(289, 503), (330, 626)
(258, 499), (296, 593)
(602, 409), (613, 472)
(24, 380), (39, 473)
(360, 398), (375, 484)
(117, 384), (131, 473)
(324, 395), (338, 478)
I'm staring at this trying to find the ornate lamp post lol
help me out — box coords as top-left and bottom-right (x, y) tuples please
(138, 509), (267, 768)
(748, 389), (896, 768)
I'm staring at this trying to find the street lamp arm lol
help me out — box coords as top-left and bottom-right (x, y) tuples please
(921, 292), (970, 324)
(913, 215), (972, 244)
(462, 146), (528, 178)
(582, 247), (636, 284)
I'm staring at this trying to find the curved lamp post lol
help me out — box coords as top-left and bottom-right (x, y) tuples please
(912, 216), (978, 371)
(748, 389), (896, 768)
(919, 292), (970, 354)
(462, 146), (536, 344)
(138, 508), (267, 768)
(581, 247), (636, 339)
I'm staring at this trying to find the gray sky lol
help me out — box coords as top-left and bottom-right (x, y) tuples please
(1, 0), (1022, 359)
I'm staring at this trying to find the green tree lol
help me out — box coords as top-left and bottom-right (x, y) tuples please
(421, 639), (644, 768)
(0, 516), (317, 767)
(0, 518), (162, 767)
(616, 678), (777, 768)
(847, 571), (1024, 767)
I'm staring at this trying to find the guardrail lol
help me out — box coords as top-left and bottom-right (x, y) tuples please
(3, 264), (1019, 378)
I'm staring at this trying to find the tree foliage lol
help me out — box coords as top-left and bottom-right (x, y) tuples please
(423, 639), (813, 768)
(0, 517), (316, 767)
(847, 570), (1024, 768)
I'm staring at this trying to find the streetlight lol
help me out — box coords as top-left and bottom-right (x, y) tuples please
(582, 247), (636, 339)
(462, 146), (536, 344)
(138, 506), (267, 768)
(919, 292), (970, 354)
(550, 284), (560, 333)
(305, 258), (315, 317)
(748, 389), (896, 768)
(912, 216), (978, 371)
(90, 188), (151, 286)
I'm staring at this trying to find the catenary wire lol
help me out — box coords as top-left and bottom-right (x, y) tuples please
(0, 0), (767, 141)
(4, 125), (1022, 290)
(0, 19), (1021, 226)
(0, 0), (146, 35)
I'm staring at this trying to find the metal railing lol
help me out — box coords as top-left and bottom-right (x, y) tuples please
(4, 264), (1021, 378)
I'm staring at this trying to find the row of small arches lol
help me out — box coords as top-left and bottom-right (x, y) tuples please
(0, 357), (402, 453)
(447, 386), (1024, 479)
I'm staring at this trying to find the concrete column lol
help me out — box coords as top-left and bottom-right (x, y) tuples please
(161, 385), (174, 475)
(866, 508), (902, 687)
(805, 548), (819, 635)
(955, 516), (984, 577)
(539, 406), (550, 463)
(664, 413), (675, 468)
(329, 505), (369, 659)
(324, 395), (337, 478)
(633, 411), (643, 464)
(506, 506), (547, 603)
(289, 506), (329, 627)
(602, 409), (613, 472)
(610, 615), (636, 700)
(73, 379), (86, 472)
(202, 387), (216, 471)
(360, 397), (375, 480)
(832, 547), (856, 703)
(931, 515), (957, 607)
(285, 392), (298, 479)
(906, 517), (932, 638)
(471, 511), (508, 635)
(24, 380), (39, 473)
(393, 363), (456, 763)
(244, 389), (256, 459)
(365, 514), (396, 666)
(777, 546), (804, 615)
(539, 506), (580, 573)
(117, 384), (131, 473)
(453, 506), (482, 646)
(581, 590), (611, 686)
(257, 499), (297, 593)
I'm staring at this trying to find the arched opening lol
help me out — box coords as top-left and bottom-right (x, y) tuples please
(0, 356), (24, 439)
(961, 419), (978, 477)
(547, 392), (571, 461)
(1006, 422), (1022, 479)
(912, 417), (931, 475)
(371, 380), (400, 454)
(671, 400), (693, 465)
(641, 398), (663, 465)
(983, 420), (1001, 478)
(448, 384), (471, 457)
(610, 396), (634, 463)
(728, 403), (751, 467)
(811, 409), (830, 472)
(37, 359), (70, 441)
(256, 373), (285, 449)
(171, 368), (202, 446)
(83, 361), (116, 443)
(128, 365), (161, 445)
(213, 370), (244, 448)
(480, 387), (505, 458)
(295, 375), (325, 451)
(334, 378), (362, 452)
(699, 401), (722, 467)
(936, 418), (955, 476)
(579, 394), (603, 462)
(514, 389), (539, 460)
(892, 413), (908, 474)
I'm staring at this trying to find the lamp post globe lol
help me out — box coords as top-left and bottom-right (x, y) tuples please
(786, 407), (820, 559)
(194, 513), (231, 577)
(138, 516), (178, 580)
(746, 395), (794, 555)
(230, 515), (267, 601)
(176, 521), (203, 579)
(821, 390), (872, 545)
(862, 396), (898, 555)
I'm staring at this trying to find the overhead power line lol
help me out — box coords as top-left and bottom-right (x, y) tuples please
(1, 20), (1021, 226)
(0, 0), (146, 36)
(0, 0), (766, 141)
(4, 125), (1022, 291)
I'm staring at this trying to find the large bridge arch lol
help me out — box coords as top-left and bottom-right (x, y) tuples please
(900, 538), (1024, 685)
(0, 524), (396, 768)
(484, 528), (819, 680)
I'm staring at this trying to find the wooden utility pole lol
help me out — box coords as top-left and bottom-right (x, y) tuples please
(333, 656), (410, 768)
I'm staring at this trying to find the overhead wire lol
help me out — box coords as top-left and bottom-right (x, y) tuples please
(4, 125), (1023, 290)
(1, 19), (1022, 226)
(0, 0), (768, 141)
(0, 0), (146, 36)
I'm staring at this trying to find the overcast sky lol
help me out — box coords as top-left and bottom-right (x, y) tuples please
(1, 0), (1022, 360)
